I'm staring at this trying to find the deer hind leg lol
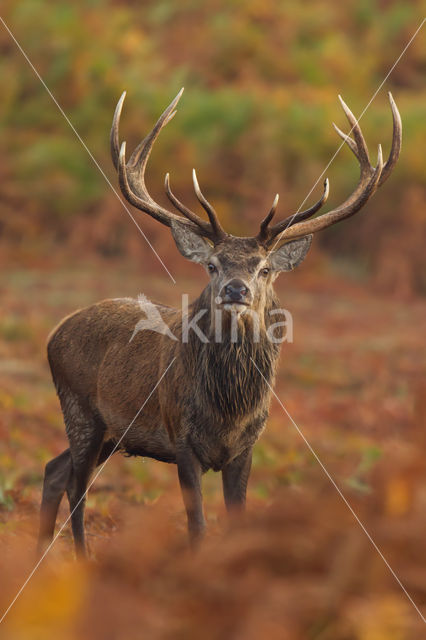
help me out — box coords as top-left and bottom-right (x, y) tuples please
(67, 439), (119, 559)
(38, 448), (72, 554)
(37, 441), (117, 557)
(56, 389), (107, 559)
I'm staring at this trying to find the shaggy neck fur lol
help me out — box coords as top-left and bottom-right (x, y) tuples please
(184, 285), (283, 422)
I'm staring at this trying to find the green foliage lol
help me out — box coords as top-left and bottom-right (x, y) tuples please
(0, 0), (425, 286)
(346, 445), (383, 494)
(0, 471), (15, 511)
(0, 315), (34, 342)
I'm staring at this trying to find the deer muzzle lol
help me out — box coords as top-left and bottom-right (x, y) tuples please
(220, 279), (252, 307)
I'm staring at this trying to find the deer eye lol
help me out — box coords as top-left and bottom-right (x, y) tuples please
(207, 263), (217, 273)
(260, 267), (270, 277)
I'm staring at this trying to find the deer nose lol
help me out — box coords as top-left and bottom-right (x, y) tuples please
(223, 279), (250, 302)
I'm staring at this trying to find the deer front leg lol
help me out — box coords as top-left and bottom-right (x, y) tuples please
(176, 443), (205, 547)
(222, 447), (252, 515)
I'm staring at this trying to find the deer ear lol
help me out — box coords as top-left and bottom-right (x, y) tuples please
(170, 220), (212, 263)
(269, 235), (313, 272)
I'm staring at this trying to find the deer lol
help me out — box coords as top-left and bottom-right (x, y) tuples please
(38, 89), (401, 557)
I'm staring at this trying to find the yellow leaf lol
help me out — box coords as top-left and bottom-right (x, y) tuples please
(3, 562), (87, 640)
(385, 476), (411, 517)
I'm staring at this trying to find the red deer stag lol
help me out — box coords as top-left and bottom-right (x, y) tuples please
(38, 89), (401, 556)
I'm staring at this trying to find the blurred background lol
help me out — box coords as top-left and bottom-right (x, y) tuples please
(0, 1), (425, 638)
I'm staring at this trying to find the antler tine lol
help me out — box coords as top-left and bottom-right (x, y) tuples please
(332, 122), (358, 157)
(111, 91), (126, 171)
(378, 92), (402, 187)
(258, 194), (279, 239)
(164, 173), (212, 235)
(338, 95), (370, 169)
(192, 169), (226, 240)
(283, 178), (329, 226)
(259, 179), (329, 243)
(261, 94), (400, 247)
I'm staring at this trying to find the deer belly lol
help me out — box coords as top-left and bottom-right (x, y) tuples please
(102, 411), (176, 464)
(120, 429), (176, 464)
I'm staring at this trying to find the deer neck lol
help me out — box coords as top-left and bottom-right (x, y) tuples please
(183, 285), (282, 421)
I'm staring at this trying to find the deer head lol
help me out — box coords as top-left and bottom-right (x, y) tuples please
(111, 89), (401, 316)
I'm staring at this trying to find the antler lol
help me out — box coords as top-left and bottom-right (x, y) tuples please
(258, 92), (401, 247)
(257, 180), (329, 244)
(111, 89), (227, 244)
